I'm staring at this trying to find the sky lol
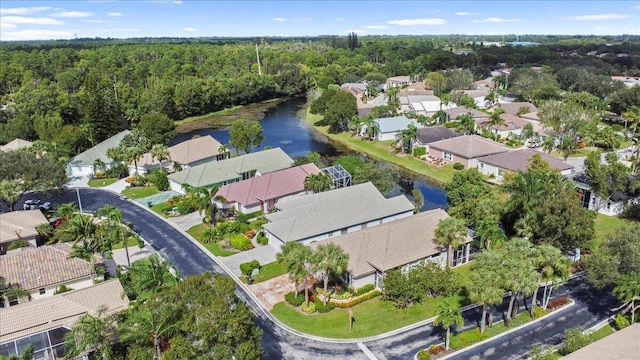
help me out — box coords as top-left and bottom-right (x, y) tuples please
(1, 1), (639, 41)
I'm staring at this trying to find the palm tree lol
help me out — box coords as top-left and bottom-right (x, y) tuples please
(434, 299), (464, 350)
(613, 272), (640, 324)
(435, 217), (468, 267)
(488, 108), (506, 134)
(93, 159), (106, 174)
(455, 113), (475, 135)
(387, 86), (400, 110)
(502, 238), (539, 325)
(362, 117), (380, 140)
(97, 205), (132, 267)
(64, 214), (98, 250)
(0, 179), (22, 211)
(349, 115), (365, 136)
(484, 90), (499, 108)
(106, 146), (125, 167)
(64, 306), (117, 360)
(187, 186), (224, 225)
(304, 173), (332, 193)
(218, 144), (229, 159)
(277, 242), (313, 301)
(313, 243), (349, 305)
(469, 251), (505, 333)
(121, 303), (180, 359)
(150, 144), (170, 164)
(55, 202), (79, 220)
(542, 136), (555, 154)
(127, 254), (180, 301)
(622, 105), (640, 133)
(530, 244), (569, 317)
(394, 124), (418, 154)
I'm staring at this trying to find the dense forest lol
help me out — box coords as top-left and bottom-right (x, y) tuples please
(1, 35), (639, 155)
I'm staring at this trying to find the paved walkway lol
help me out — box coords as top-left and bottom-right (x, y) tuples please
(104, 245), (155, 275)
(102, 178), (129, 193)
(66, 175), (89, 188)
(248, 274), (295, 310)
(219, 242), (277, 276)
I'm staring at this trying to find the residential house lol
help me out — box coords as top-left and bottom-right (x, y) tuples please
(477, 149), (573, 183)
(398, 82), (433, 97)
(570, 172), (640, 216)
(0, 138), (32, 152)
(66, 130), (130, 177)
(477, 113), (532, 138)
(0, 243), (102, 306)
(497, 102), (538, 116)
(460, 89), (492, 109)
(263, 182), (414, 251)
(406, 95), (456, 116)
(132, 135), (227, 175)
(215, 163), (321, 213)
(428, 135), (509, 169)
(611, 76), (640, 87)
(562, 323), (640, 360)
(414, 126), (463, 153)
(362, 115), (419, 141)
(384, 75), (411, 90)
(0, 279), (129, 358)
(167, 147), (293, 194)
(0, 210), (49, 254)
(310, 209), (473, 289)
(442, 106), (488, 122)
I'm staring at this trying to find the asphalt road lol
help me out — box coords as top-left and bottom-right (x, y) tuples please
(17, 189), (620, 360)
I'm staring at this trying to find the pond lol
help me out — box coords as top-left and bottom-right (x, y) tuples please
(171, 97), (448, 211)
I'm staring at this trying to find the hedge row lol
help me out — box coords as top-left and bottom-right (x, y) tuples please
(331, 289), (381, 308)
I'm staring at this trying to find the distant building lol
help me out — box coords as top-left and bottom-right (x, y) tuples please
(0, 210), (49, 254)
(0, 138), (33, 152)
(66, 130), (130, 177)
(428, 135), (509, 169)
(477, 149), (573, 183)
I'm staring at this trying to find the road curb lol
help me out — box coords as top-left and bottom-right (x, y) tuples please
(431, 300), (576, 360)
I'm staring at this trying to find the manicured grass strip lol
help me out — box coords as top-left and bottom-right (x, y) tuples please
(186, 224), (237, 257)
(121, 186), (159, 199)
(151, 202), (174, 218)
(594, 214), (631, 243)
(87, 178), (118, 188)
(252, 261), (287, 283)
(590, 324), (615, 341)
(305, 109), (455, 185)
(111, 237), (141, 250)
(271, 295), (463, 338)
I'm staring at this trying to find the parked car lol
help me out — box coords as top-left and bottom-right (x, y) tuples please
(23, 199), (53, 211)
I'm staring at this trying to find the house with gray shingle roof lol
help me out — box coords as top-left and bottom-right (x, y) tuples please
(167, 147), (293, 194)
(0, 138), (33, 152)
(66, 130), (130, 177)
(133, 135), (227, 175)
(310, 209), (473, 288)
(428, 135), (509, 169)
(215, 163), (321, 213)
(0, 210), (49, 254)
(263, 182), (414, 251)
(414, 126), (463, 153)
(477, 149), (573, 183)
(0, 243), (102, 306)
(362, 115), (419, 141)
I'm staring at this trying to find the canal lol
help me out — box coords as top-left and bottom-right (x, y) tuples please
(171, 97), (448, 211)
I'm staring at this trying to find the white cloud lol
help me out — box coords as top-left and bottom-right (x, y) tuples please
(569, 13), (629, 21)
(0, 23), (17, 28)
(103, 28), (140, 32)
(473, 17), (522, 23)
(1, 29), (72, 41)
(345, 29), (364, 34)
(364, 25), (390, 29)
(173, 1), (183, 4)
(108, 12), (124, 16)
(51, 11), (94, 18)
(387, 18), (446, 26)
(292, 17), (310, 22)
(184, 27), (196, 32)
(0, 7), (51, 15)
(455, 11), (480, 16)
(273, 17), (287, 22)
(84, 19), (110, 24)
(1, 16), (64, 25)
(333, 18), (343, 22)
(595, 26), (608, 30)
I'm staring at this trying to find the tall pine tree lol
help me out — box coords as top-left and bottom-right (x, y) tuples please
(82, 71), (123, 143)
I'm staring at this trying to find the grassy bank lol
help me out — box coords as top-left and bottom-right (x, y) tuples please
(594, 214), (631, 244)
(174, 98), (285, 133)
(121, 186), (159, 199)
(87, 178), (118, 188)
(304, 109), (456, 185)
(186, 224), (238, 257)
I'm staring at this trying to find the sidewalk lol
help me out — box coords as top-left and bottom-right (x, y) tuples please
(104, 245), (155, 275)
(102, 178), (129, 193)
(219, 243), (277, 276)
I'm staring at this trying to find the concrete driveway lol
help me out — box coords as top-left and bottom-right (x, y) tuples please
(219, 243), (277, 276)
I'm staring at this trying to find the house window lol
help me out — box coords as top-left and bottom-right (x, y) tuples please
(605, 202), (612, 211)
(443, 152), (453, 161)
(341, 272), (352, 286)
(39, 288), (46, 295)
(8, 296), (19, 306)
(341, 228), (347, 235)
(478, 163), (484, 170)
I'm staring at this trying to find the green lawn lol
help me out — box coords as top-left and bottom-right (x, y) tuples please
(87, 178), (118, 188)
(251, 261), (287, 283)
(594, 214), (631, 244)
(305, 108), (456, 185)
(186, 224), (238, 257)
(151, 202), (174, 218)
(111, 237), (141, 250)
(271, 295), (463, 338)
(590, 324), (615, 341)
(453, 262), (473, 285)
(121, 186), (159, 199)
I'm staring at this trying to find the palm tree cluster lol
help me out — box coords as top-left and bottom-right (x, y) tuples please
(181, 184), (226, 225)
(277, 242), (349, 306)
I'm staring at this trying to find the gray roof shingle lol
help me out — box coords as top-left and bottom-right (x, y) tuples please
(67, 130), (130, 167)
(478, 149), (573, 173)
(429, 135), (509, 159)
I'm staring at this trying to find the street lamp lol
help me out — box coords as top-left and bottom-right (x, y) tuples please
(76, 188), (83, 214)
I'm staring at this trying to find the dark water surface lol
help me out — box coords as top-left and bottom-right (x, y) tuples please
(171, 97), (448, 211)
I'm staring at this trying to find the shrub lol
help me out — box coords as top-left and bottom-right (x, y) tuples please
(452, 328), (487, 349)
(94, 170), (105, 179)
(285, 292), (305, 307)
(453, 162), (464, 170)
(428, 344), (445, 355)
(105, 164), (129, 179)
(353, 284), (375, 297)
(239, 260), (261, 275)
(257, 233), (268, 245)
(547, 297), (570, 311)
(533, 306), (549, 319)
(201, 227), (222, 244)
(8, 240), (29, 251)
(614, 314), (630, 330)
(417, 349), (431, 360)
(331, 289), (381, 308)
(146, 169), (169, 191)
(176, 201), (195, 215)
(301, 301), (316, 314)
(54, 284), (73, 295)
(559, 328), (593, 355)
(131, 175), (146, 187)
(314, 298), (335, 313)
(413, 147), (426, 157)
(229, 233), (253, 251)
(125, 177), (135, 184)
(245, 229), (256, 239)
(236, 210), (263, 224)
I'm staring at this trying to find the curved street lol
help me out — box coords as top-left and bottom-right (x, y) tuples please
(20, 188), (620, 360)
